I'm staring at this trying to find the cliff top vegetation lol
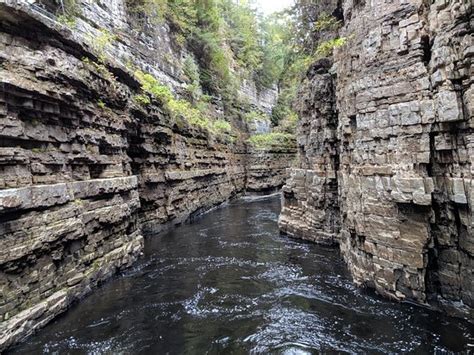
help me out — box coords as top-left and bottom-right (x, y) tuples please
(54, 0), (346, 138)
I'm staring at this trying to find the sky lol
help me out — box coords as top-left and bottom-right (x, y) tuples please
(255, 0), (294, 14)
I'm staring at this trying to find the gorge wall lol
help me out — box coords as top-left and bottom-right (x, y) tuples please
(0, 1), (295, 349)
(279, 59), (341, 245)
(0, 0), (471, 350)
(280, 0), (473, 318)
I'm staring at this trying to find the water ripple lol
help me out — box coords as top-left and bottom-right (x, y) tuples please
(10, 195), (474, 354)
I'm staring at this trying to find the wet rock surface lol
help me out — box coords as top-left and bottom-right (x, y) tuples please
(9, 196), (474, 354)
(0, 1), (294, 349)
(280, 0), (473, 317)
(1, 0), (472, 350)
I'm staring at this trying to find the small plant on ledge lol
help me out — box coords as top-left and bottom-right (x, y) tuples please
(133, 69), (234, 138)
(247, 132), (296, 150)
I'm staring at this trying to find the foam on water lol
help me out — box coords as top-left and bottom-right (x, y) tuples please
(10, 195), (474, 354)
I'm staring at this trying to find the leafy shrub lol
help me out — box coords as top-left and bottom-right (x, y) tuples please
(201, 94), (213, 103)
(220, 0), (262, 71)
(248, 132), (296, 149)
(275, 111), (298, 134)
(125, 0), (168, 24)
(81, 57), (116, 82)
(55, 0), (80, 28)
(89, 29), (117, 63)
(134, 69), (233, 136)
(124, 0), (295, 108)
(193, 30), (234, 96)
(183, 55), (202, 102)
(245, 110), (270, 122)
(57, 14), (77, 28)
(134, 70), (174, 104)
(57, 0), (79, 16)
(183, 55), (201, 85)
(133, 94), (151, 106)
(314, 12), (341, 31)
(316, 37), (348, 57)
(212, 119), (231, 133)
(168, 99), (206, 127)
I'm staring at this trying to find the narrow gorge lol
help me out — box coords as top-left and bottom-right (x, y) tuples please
(0, 0), (472, 352)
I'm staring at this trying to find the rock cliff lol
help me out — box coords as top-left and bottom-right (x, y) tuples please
(1, 0), (471, 350)
(280, 0), (473, 318)
(279, 59), (341, 245)
(0, 1), (295, 349)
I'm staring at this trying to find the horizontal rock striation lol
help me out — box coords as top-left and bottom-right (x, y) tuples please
(132, 117), (249, 235)
(247, 146), (296, 193)
(280, 0), (473, 318)
(279, 59), (340, 245)
(0, 1), (294, 350)
(336, 0), (473, 318)
(0, 177), (143, 349)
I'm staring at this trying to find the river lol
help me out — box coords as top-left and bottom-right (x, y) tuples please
(10, 195), (473, 354)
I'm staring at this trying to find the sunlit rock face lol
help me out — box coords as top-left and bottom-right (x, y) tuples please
(248, 117), (272, 135)
(0, 1), (294, 350)
(280, 0), (473, 318)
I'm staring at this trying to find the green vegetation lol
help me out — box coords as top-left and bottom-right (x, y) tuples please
(88, 29), (117, 63)
(97, 99), (114, 114)
(126, 0), (285, 103)
(254, 15), (289, 90)
(275, 111), (298, 134)
(56, 0), (79, 27)
(73, 0), (347, 142)
(316, 37), (348, 57)
(133, 94), (151, 106)
(73, 199), (84, 206)
(212, 119), (231, 133)
(57, 14), (77, 28)
(97, 100), (106, 109)
(134, 70), (174, 104)
(134, 69), (233, 136)
(264, 3), (348, 127)
(125, 0), (347, 137)
(220, 1), (262, 73)
(314, 11), (341, 31)
(245, 110), (270, 123)
(248, 132), (296, 149)
(126, 0), (168, 24)
(182, 55), (202, 103)
(81, 57), (116, 82)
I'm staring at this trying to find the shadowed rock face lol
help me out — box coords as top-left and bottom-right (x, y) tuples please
(0, 1), (295, 350)
(279, 59), (341, 245)
(280, 0), (473, 318)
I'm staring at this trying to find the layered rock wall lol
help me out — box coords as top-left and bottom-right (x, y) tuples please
(0, 177), (143, 349)
(247, 147), (296, 193)
(279, 60), (340, 244)
(133, 119), (248, 235)
(280, 0), (473, 318)
(336, 0), (472, 317)
(0, 1), (293, 349)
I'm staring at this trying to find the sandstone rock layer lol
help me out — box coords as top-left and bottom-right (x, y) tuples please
(280, 0), (473, 318)
(0, 1), (295, 350)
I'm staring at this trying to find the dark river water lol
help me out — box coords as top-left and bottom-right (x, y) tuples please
(10, 195), (474, 354)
